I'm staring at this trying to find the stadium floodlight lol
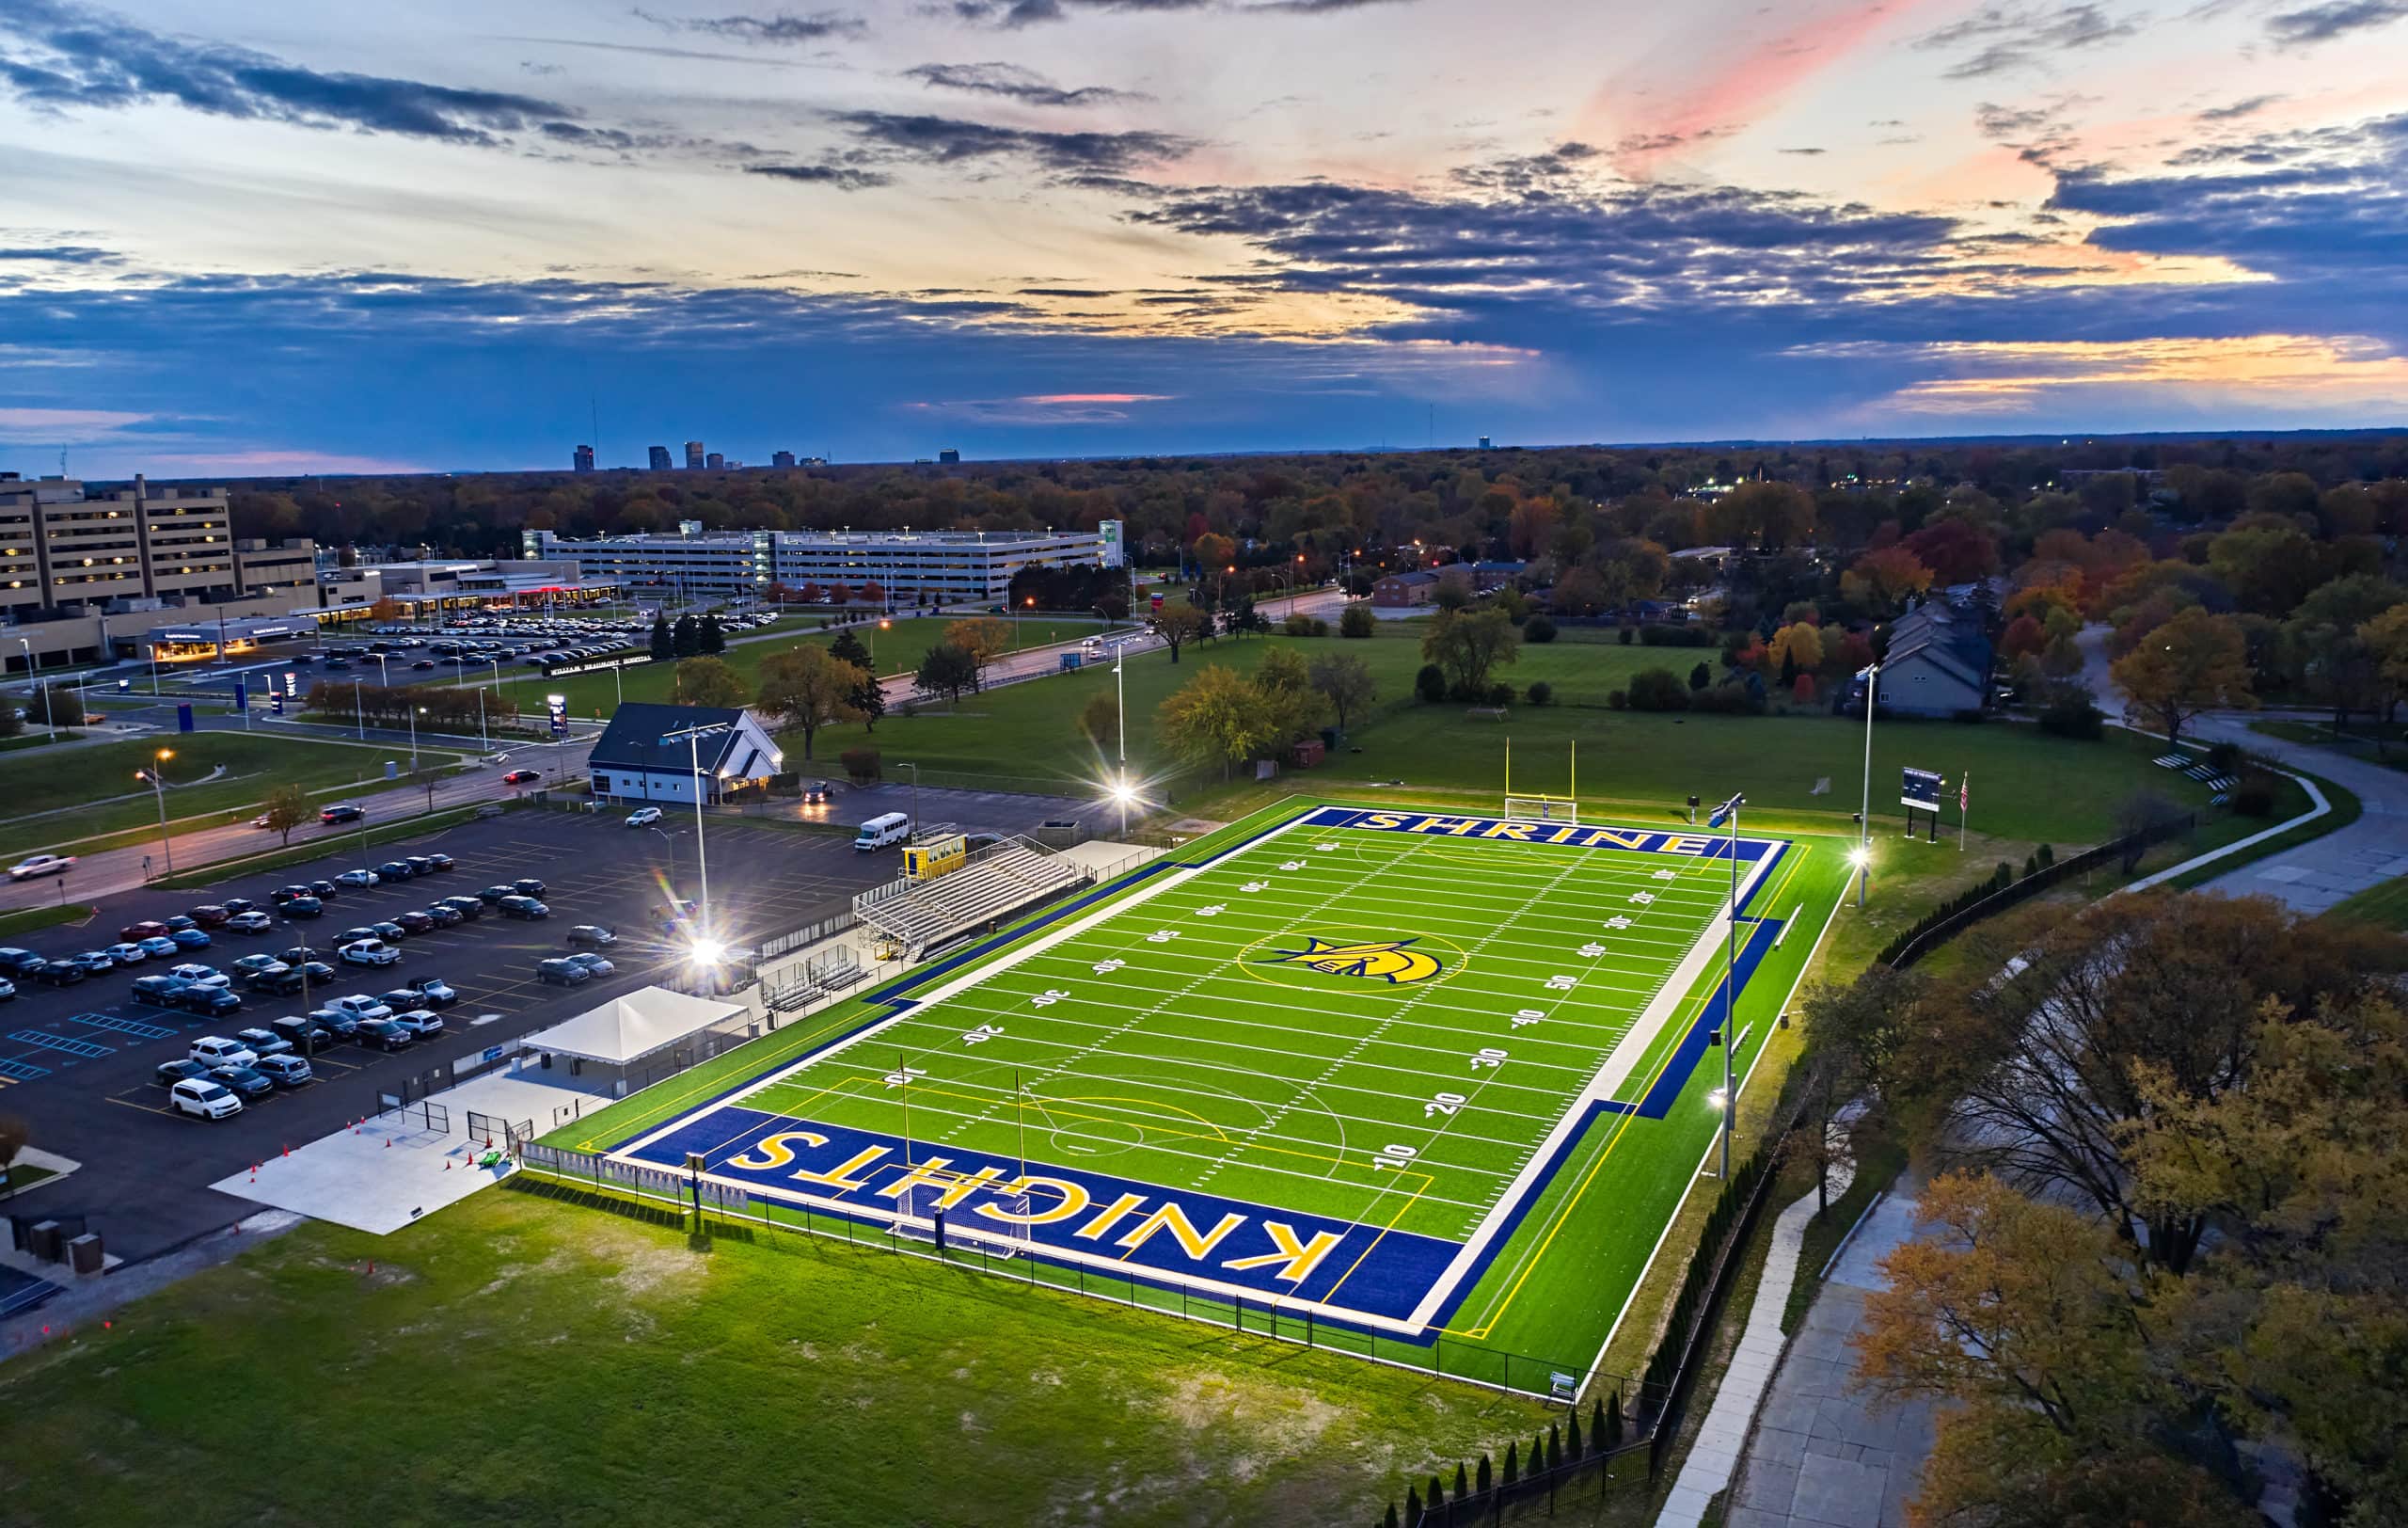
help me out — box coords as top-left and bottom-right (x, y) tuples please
(1847, 845), (1872, 868)
(1707, 1087), (1728, 1111)
(689, 937), (725, 966)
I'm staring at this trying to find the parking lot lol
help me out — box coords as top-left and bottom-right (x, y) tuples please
(0, 807), (893, 1258)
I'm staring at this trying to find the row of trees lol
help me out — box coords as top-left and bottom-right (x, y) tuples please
(1152, 651), (1377, 778)
(647, 612), (727, 662)
(651, 628), (887, 759)
(1801, 892), (2408, 1521)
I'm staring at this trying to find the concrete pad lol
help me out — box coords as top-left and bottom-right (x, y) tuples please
(1830, 1195), (1922, 1289)
(214, 1068), (605, 1235)
(1736, 1459), (1799, 1512)
(1726, 1508), (1785, 1528)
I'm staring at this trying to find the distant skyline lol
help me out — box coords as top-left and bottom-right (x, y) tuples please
(1, 0), (2404, 477)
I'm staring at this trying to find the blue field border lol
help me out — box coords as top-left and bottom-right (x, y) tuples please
(582, 800), (1813, 1348)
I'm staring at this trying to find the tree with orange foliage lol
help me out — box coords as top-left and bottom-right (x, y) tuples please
(1840, 546), (1933, 615)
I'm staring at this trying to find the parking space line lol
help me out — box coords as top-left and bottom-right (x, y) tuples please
(73, 1012), (178, 1041)
(8, 1029), (113, 1058)
(0, 1058), (46, 1082)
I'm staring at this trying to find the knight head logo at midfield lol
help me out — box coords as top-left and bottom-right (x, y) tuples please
(1265, 936), (1441, 984)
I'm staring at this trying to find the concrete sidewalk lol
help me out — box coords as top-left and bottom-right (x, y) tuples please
(214, 1069), (614, 1234)
(1725, 1171), (1937, 1528)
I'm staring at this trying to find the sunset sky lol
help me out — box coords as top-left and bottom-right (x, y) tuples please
(1, 0), (2404, 475)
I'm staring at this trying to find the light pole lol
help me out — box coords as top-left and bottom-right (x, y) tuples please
(143, 746), (175, 878)
(661, 722), (732, 945)
(408, 704), (422, 772)
(649, 824), (676, 907)
(901, 759), (920, 834)
(1114, 638), (1130, 836)
(352, 677), (364, 740)
(1855, 663), (1879, 909)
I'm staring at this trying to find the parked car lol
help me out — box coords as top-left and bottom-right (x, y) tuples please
(499, 896), (550, 920)
(163, 915), (198, 933)
(477, 884), (515, 903)
(25, 959), (85, 987)
(189, 1035), (257, 1068)
(251, 1053), (312, 1088)
(177, 985), (244, 1018)
(626, 806), (661, 828)
(8, 853), (75, 881)
(119, 919), (170, 942)
(269, 1015), (335, 1051)
(405, 976), (458, 1008)
(283, 895), (325, 919)
(352, 1018), (413, 1051)
(65, 950), (115, 975)
(334, 868), (379, 888)
(206, 1063), (274, 1098)
(0, 947), (44, 977)
(221, 898), (258, 915)
(230, 954), (288, 979)
(535, 957), (592, 987)
(325, 994), (393, 1023)
(276, 945), (325, 966)
(319, 803), (364, 824)
(338, 926), (383, 947)
(566, 925), (617, 948)
(246, 966), (306, 995)
(0, 978), (14, 1003)
(132, 974), (190, 1004)
(564, 952), (616, 979)
(168, 963), (229, 988)
(375, 860), (414, 882)
(303, 1007), (360, 1039)
(420, 903), (463, 928)
(386, 1008), (444, 1038)
(154, 1058), (211, 1087)
(512, 878), (547, 897)
(501, 769), (540, 785)
(105, 942), (150, 965)
(227, 911), (274, 934)
(391, 911), (436, 935)
(233, 1027), (293, 1058)
(188, 905), (231, 928)
(340, 939), (400, 967)
(269, 885), (312, 906)
(369, 920), (407, 943)
(309, 880), (341, 900)
(169, 1077), (243, 1119)
(137, 935), (180, 957)
(168, 928), (213, 950)
(437, 896), (483, 921)
(404, 855), (440, 876)
(294, 960), (339, 986)
(421, 852), (455, 872)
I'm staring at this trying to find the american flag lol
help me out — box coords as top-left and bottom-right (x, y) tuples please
(1960, 772), (1969, 812)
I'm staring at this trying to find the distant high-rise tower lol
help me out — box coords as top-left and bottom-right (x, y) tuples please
(1478, 436), (1492, 450)
(938, 448), (960, 465)
(705, 452), (725, 470)
(771, 450), (796, 469)
(573, 444), (595, 472)
(648, 445), (673, 470)
(684, 440), (705, 470)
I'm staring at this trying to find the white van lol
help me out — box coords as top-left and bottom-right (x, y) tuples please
(854, 812), (911, 852)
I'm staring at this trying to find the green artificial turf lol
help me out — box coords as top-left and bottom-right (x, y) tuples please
(556, 798), (1853, 1396)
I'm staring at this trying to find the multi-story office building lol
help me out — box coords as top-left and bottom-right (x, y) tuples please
(684, 441), (705, 470)
(0, 473), (320, 668)
(573, 444), (596, 472)
(705, 452), (726, 471)
(938, 448), (961, 465)
(770, 451), (796, 469)
(522, 523), (1124, 606)
(648, 445), (673, 471)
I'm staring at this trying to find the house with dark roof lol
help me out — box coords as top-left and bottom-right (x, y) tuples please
(586, 702), (784, 805)
(1372, 569), (1441, 607)
(1878, 602), (1995, 718)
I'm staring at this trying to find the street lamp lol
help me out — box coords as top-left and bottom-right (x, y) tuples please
(649, 824), (676, 906)
(900, 759), (920, 834)
(661, 721), (734, 945)
(1113, 638), (1131, 835)
(409, 704), (422, 772)
(142, 746), (175, 878)
(1854, 662), (1879, 909)
(352, 677), (364, 740)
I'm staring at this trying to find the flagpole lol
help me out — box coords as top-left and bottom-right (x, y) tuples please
(1958, 772), (1968, 852)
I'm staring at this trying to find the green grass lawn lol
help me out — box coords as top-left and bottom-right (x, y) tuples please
(0, 734), (426, 851)
(2322, 872), (2408, 930)
(554, 797), (1853, 1397)
(488, 613), (1113, 721)
(807, 629), (2216, 848)
(0, 901), (95, 937)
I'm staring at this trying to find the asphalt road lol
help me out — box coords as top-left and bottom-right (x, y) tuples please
(0, 807), (892, 1260)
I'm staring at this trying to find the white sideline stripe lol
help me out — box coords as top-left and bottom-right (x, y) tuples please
(1402, 845), (1782, 1331)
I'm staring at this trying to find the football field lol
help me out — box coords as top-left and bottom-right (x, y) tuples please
(590, 801), (1851, 1393)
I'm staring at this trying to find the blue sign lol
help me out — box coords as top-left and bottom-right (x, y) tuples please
(270, 692), (285, 716)
(547, 694), (568, 738)
(176, 703), (194, 734)
(1902, 768), (1943, 812)
(117, 677), (131, 692)
(232, 680), (247, 711)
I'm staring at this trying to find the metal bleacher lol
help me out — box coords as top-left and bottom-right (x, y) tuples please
(852, 836), (1088, 958)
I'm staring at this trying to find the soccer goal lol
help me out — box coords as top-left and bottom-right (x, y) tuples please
(895, 1178), (1033, 1260)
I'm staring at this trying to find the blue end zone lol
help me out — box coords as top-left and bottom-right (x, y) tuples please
(627, 1106), (1461, 1323)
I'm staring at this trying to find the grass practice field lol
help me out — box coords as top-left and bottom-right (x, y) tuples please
(563, 797), (1852, 1393)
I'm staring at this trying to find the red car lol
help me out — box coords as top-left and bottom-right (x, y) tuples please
(501, 769), (540, 785)
(187, 904), (232, 928)
(119, 919), (170, 942)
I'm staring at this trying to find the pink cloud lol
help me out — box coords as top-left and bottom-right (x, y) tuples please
(1019, 393), (1173, 405)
